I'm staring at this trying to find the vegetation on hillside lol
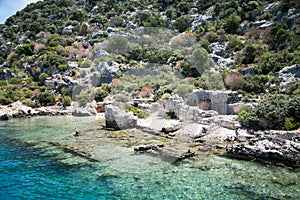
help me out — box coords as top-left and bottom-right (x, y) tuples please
(0, 0), (299, 130)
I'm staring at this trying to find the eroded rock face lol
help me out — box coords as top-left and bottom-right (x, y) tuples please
(227, 130), (300, 168)
(105, 105), (137, 130)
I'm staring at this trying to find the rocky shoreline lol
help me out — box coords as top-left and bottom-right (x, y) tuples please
(104, 97), (300, 168)
(226, 129), (300, 168)
(0, 101), (72, 120)
(1, 100), (299, 168)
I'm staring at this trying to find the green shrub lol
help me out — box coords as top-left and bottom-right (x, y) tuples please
(224, 13), (241, 34)
(22, 99), (40, 108)
(126, 105), (149, 118)
(47, 34), (65, 47)
(58, 64), (68, 72)
(238, 106), (251, 126)
(75, 90), (93, 106)
(238, 94), (300, 130)
(9, 78), (22, 85)
(15, 43), (34, 57)
(241, 44), (257, 64)
(284, 117), (300, 131)
(39, 73), (49, 83)
(173, 15), (190, 32)
(0, 96), (13, 105)
(62, 95), (72, 107)
(0, 81), (7, 87)
(79, 60), (93, 68)
(166, 111), (177, 119)
(94, 88), (109, 102)
(174, 84), (194, 98)
(240, 75), (267, 94)
(35, 92), (56, 106)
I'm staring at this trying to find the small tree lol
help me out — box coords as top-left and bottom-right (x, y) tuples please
(173, 15), (190, 32)
(241, 44), (257, 64)
(224, 13), (241, 34)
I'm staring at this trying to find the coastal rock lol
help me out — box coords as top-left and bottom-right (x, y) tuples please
(0, 101), (70, 120)
(227, 130), (300, 167)
(105, 105), (137, 130)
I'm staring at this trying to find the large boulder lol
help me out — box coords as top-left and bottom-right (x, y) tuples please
(105, 105), (137, 130)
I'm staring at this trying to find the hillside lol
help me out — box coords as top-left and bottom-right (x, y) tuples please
(0, 0), (300, 130)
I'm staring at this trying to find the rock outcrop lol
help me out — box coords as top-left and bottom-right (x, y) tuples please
(276, 64), (300, 92)
(97, 61), (120, 84)
(227, 130), (300, 168)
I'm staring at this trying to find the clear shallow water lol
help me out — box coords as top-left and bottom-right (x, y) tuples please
(0, 116), (299, 200)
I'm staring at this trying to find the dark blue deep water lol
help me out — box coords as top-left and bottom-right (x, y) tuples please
(0, 116), (299, 200)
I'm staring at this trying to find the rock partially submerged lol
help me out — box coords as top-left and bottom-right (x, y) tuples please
(134, 144), (195, 161)
(226, 130), (300, 168)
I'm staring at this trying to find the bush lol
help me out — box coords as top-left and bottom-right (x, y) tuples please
(224, 13), (241, 34)
(284, 117), (300, 131)
(241, 44), (257, 64)
(238, 106), (251, 126)
(94, 85), (110, 102)
(39, 73), (49, 84)
(224, 72), (243, 90)
(173, 15), (190, 32)
(174, 84), (194, 98)
(35, 92), (56, 106)
(238, 94), (300, 130)
(166, 111), (177, 119)
(47, 34), (65, 47)
(0, 80), (7, 87)
(240, 75), (267, 94)
(62, 95), (72, 107)
(126, 105), (149, 118)
(15, 43), (34, 57)
(75, 90), (93, 106)
(22, 99), (40, 108)
(9, 78), (22, 85)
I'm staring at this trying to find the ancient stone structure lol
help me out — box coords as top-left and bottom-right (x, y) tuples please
(105, 105), (137, 130)
(187, 89), (242, 115)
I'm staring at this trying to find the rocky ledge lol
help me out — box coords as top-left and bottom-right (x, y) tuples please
(226, 130), (300, 168)
(0, 101), (72, 120)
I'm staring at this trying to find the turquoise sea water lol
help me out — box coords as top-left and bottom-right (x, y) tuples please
(0, 116), (299, 200)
